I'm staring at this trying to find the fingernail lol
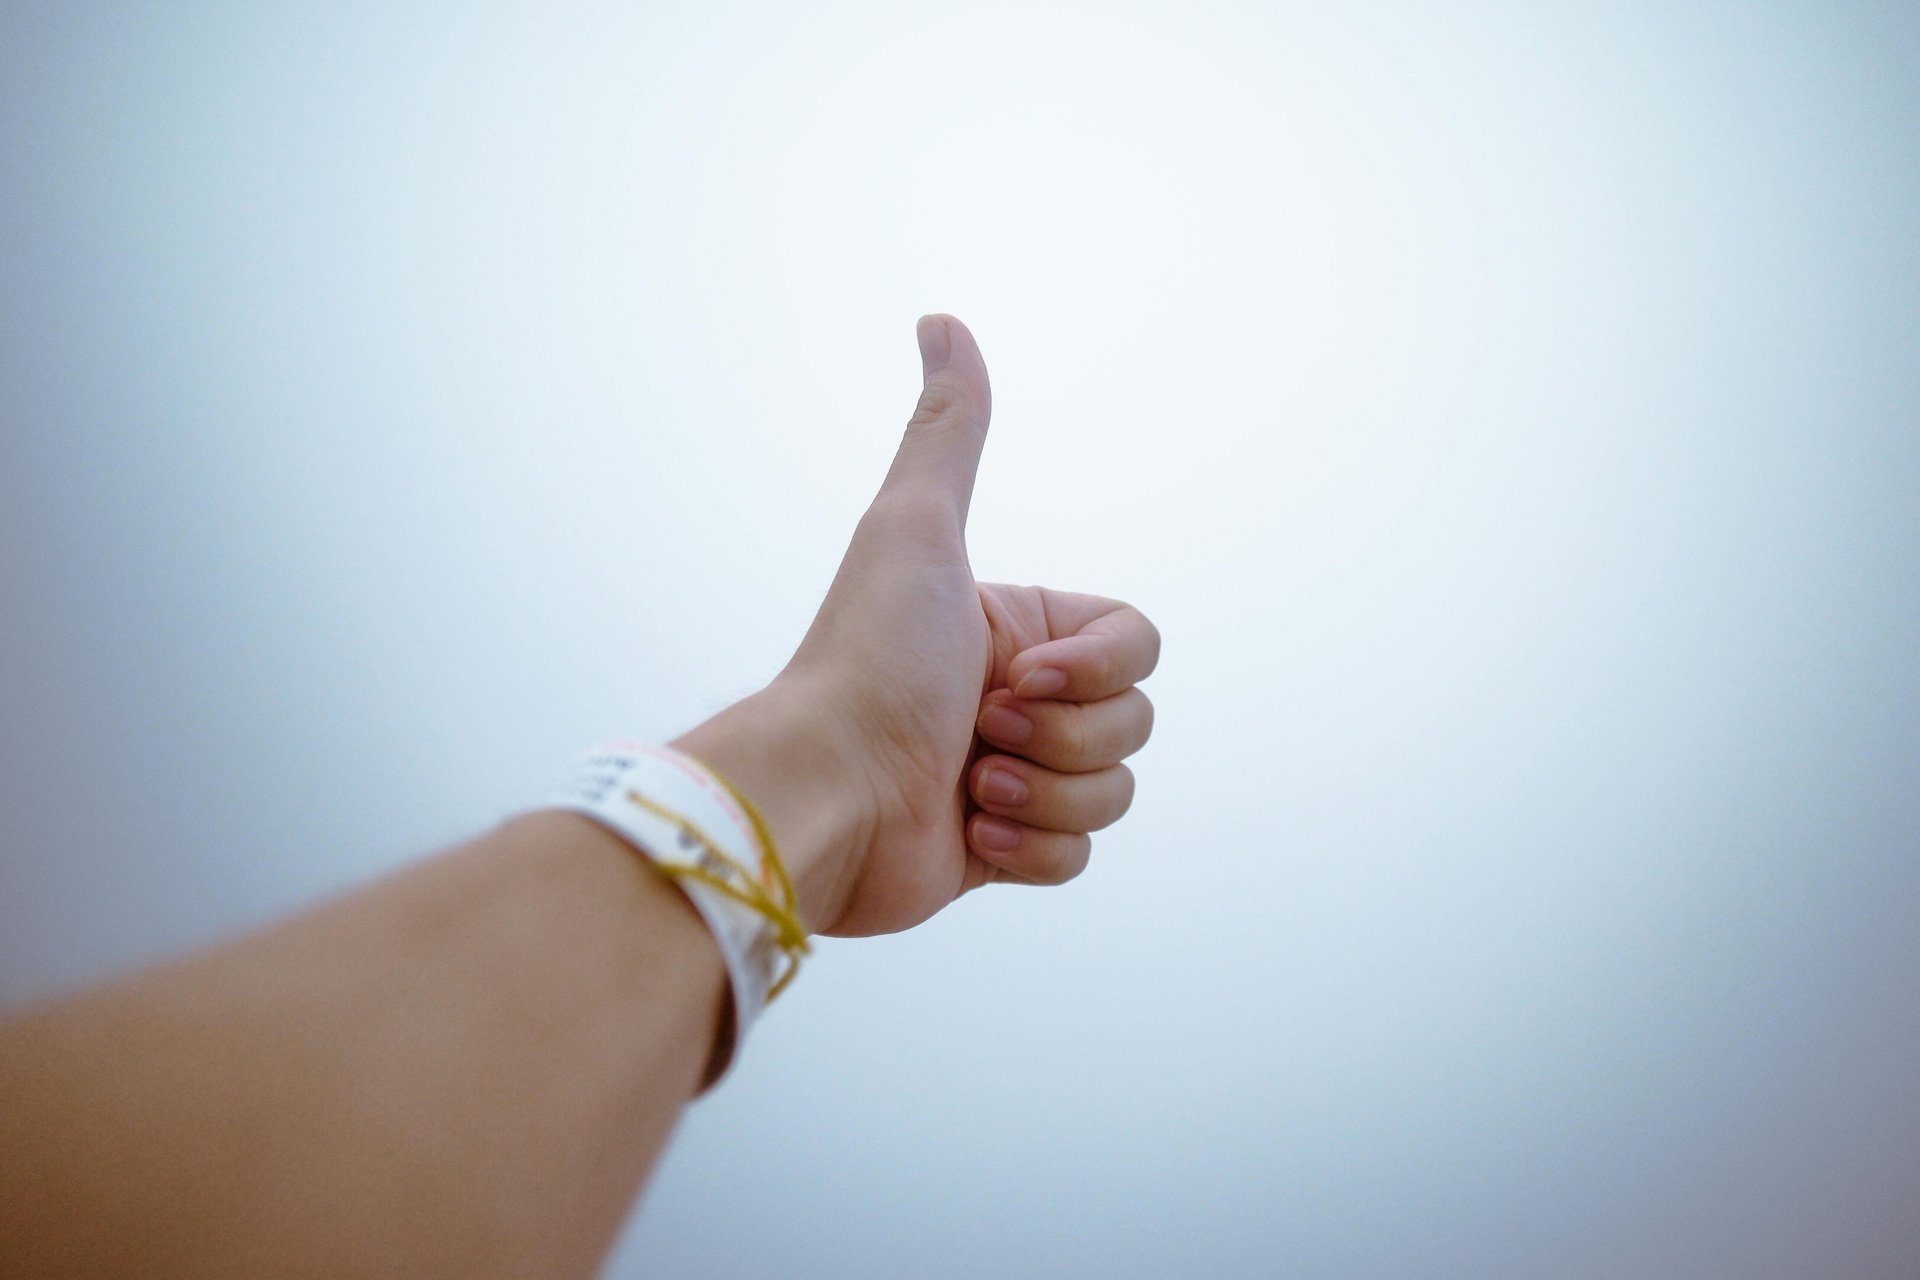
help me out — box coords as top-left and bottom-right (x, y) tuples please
(916, 314), (951, 378)
(978, 704), (1033, 747)
(973, 815), (1021, 853)
(1014, 667), (1067, 698)
(979, 768), (1028, 808)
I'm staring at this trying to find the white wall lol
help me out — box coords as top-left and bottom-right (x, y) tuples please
(2, 2), (1916, 1275)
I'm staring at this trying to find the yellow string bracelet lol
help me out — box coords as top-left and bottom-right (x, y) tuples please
(550, 742), (812, 1087)
(620, 785), (811, 1000)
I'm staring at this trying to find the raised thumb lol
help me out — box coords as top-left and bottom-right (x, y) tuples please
(878, 314), (993, 522)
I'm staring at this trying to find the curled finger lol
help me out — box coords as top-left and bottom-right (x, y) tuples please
(969, 755), (1136, 834)
(1006, 603), (1161, 702)
(967, 816), (1093, 887)
(977, 686), (1155, 773)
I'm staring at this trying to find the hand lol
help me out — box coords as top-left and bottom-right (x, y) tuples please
(740, 315), (1159, 936)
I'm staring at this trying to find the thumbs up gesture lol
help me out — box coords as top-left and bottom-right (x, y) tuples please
(676, 316), (1159, 937)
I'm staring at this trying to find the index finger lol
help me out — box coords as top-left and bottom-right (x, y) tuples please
(1006, 601), (1160, 702)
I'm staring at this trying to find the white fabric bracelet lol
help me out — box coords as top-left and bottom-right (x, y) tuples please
(550, 742), (791, 1089)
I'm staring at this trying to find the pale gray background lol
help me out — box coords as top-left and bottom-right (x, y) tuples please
(2, 2), (1917, 1276)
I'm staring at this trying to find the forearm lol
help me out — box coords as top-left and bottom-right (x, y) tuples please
(0, 811), (721, 1280)
(0, 680), (868, 1280)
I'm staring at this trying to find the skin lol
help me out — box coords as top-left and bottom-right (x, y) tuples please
(0, 315), (1159, 1279)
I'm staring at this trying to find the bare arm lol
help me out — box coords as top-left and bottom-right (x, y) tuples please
(0, 690), (858, 1279)
(0, 316), (1159, 1278)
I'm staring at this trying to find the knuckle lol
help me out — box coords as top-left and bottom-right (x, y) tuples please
(859, 490), (962, 547)
(906, 379), (986, 440)
(1057, 706), (1091, 768)
(1105, 765), (1136, 827)
(1132, 689), (1156, 749)
(1038, 834), (1092, 885)
(1065, 833), (1094, 881)
(1071, 773), (1116, 831)
(907, 383), (959, 430)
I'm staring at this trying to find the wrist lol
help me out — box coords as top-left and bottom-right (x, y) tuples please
(668, 677), (875, 934)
